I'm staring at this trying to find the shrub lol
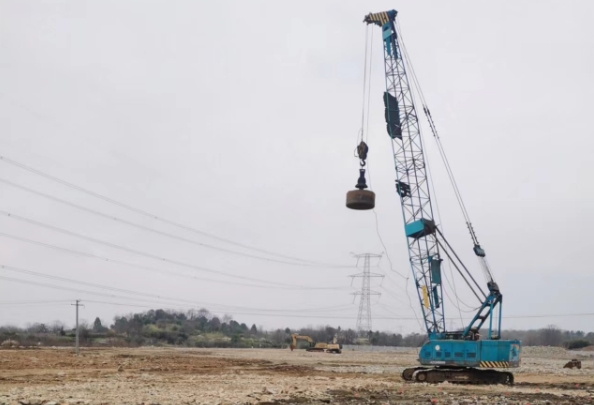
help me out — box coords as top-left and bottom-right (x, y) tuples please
(566, 340), (590, 350)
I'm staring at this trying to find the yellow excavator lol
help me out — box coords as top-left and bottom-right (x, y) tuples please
(289, 333), (342, 354)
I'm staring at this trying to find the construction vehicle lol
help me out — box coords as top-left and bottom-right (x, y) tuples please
(289, 333), (314, 351)
(289, 333), (342, 354)
(346, 9), (521, 384)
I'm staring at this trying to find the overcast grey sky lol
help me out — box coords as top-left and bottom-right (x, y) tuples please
(0, 1), (593, 334)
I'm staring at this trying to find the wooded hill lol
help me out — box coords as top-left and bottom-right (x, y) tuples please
(1, 308), (592, 350)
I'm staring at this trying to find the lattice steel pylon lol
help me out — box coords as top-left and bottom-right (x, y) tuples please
(351, 253), (384, 334)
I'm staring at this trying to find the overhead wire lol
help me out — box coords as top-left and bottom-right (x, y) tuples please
(0, 263), (211, 306)
(0, 274), (193, 306)
(0, 178), (350, 269)
(0, 155), (349, 269)
(0, 209), (338, 289)
(0, 232), (349, 292)
(0, 299), (71, 306)
(0, 269), (355, 314)
(2, 279), (591, 322)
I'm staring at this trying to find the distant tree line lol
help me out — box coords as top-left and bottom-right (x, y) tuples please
(501, 325), (594, 349)
(1, 309), (592, 350)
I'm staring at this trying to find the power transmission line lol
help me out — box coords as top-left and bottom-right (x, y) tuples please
(0, 210), (320, 288)
(0, 231), (351, 291)
(0, 270), (353, 314)
(1, 264), (198, 304)
(0, 155), (349, 268)
(0, 299), (71, 305)
(3, 287), (590, 322)
(0, 177), (350, 269)
(0, 274), (201, 307)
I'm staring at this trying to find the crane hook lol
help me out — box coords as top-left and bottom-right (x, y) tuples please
(357, 141), (369, 167)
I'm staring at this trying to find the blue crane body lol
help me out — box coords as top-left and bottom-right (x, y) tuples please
(347, 9), (521, 384)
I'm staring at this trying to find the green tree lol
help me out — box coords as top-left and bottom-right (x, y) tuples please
(93, 317), (107, 333)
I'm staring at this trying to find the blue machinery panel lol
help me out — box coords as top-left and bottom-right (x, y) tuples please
(419, 340), (522, 368)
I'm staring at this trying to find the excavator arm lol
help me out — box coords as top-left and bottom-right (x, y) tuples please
(290, 333), (314, 351)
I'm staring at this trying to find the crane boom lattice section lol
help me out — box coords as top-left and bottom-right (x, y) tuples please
(368, 10), (445, 335)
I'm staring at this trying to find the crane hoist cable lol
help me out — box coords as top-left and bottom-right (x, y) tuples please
(346, 26), (375, 210)
(394, 19), (495, 285)
(354, 25), (372, 167)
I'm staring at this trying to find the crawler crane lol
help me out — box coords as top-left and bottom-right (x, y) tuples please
(346, 9), (521, 384)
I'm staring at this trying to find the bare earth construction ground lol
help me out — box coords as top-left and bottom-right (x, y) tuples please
(1, 347), (593, 404)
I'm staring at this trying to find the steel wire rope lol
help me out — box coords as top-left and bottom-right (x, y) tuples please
(413, 121), (466, 323)
(358, 25), (371, 145)
(440, 274), (480, 315)
(0, 156), (350, 269)
(394, 20), (494, 285)
(393, 19), (487, 321)
(394, 20), (472, 225)
(364, 27), (374, 145)
(440, 267), (480, 311)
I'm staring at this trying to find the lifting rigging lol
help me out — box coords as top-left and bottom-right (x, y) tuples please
(346, 9), (521, 384)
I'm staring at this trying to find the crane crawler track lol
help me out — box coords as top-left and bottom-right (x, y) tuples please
(402, 367), (514, 385)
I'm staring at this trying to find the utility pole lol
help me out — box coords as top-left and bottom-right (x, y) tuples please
(350, 253), (383, 335)
(71, 300), (83, 355)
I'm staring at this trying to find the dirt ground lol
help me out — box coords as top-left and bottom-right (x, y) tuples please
(1, 347), (593, 405)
